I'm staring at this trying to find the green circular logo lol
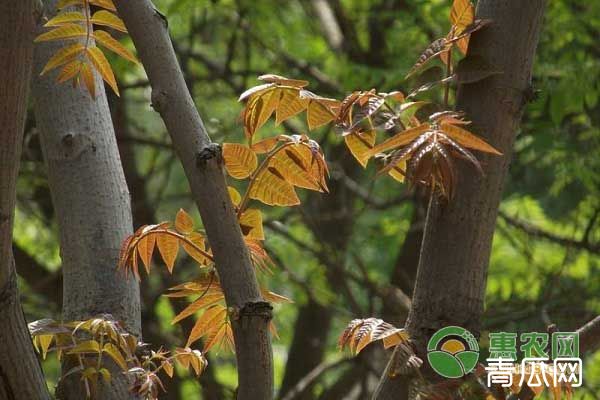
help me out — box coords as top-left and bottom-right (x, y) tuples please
(427, 326), (479, 378)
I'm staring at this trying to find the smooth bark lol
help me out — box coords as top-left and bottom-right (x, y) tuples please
(0, 2), (52, 398)
(375, 1), (546, 398)
(113, 1), (273, 399)
(32, 1), (141, 398)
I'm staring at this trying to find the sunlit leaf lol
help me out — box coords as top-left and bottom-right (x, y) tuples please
(156, 233), (179, 273)
(91, 10), (127, 32)
(181, 232), (211, 266)
(86, 46), (119, 95)
(239, 208), (264, 240)
(68, 340), (101, 354)
(365, 123), (430, 157)
(93, 30), (139, 64)
(35, 23), (87, 42)
(249, 167), (300, 207)
(222, 143), (258, 179)
(175, 209), (194, 234)
(40, 43), (85, 76)
(44, 11), (86, 27)
(440, 122), (502, 155)
(345, 130), (376, 168)
(103, 343), (127, 370)
(80, 62), (96, 97)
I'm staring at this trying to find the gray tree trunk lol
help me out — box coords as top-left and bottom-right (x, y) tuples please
(31, 1), (141, 398)
(113, 1), (273, 399)
(0, 1), (52, 399)
(375, 1), (546, 398)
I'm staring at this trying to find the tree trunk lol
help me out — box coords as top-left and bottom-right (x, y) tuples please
(375, 1), (546, 398)
(0, 2), (52, 399)
(113, 1), (273, 399)
(31, 1), (141, 398)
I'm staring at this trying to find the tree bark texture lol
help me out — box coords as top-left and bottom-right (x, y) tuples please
(32, 1), (141, 398)
(0, 1), (52, 399)
(375, 1), (546, 398)
(113, 1), (273, 399)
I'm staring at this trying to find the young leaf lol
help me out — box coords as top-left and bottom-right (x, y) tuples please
(175, 209), (194, 234)
(269, 145), (327, 192)
(239, 208), (264, 240)
(57, 60), (83, 83)
(35, 23), (87, 42)
(68, 340), (101, 354)
(339, 318), (409, 355)
(86, 46), (119, 96)
(222, 143), (258, 179)
(344, 130), (376, 168)
(79, 62), (96, 97)
(156, 233), (179, 273)
(440, 122), (502, 155)
(91, 10), (127, 32)
(184, 306), (226, 347)
(102, 343), (127, 370)
(251, 137), (280, 154)
(365, 123), (430, 157)
(259, 74), (309, 87)
(172, 293), (224, 324)
(44, 11), (86, 27)
(181, 232), (211, 266)
(228, 186), (242, 206)
(249, 167), (300, 207)
(40, 43), (85, 76)
(89, 0), (117, 12)
(93, 30), (139, 64)
(136, 233), (155, 273)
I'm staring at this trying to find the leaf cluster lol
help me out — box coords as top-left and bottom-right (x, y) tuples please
(29, 315), (206, 400)
(35, 0), (138, 97)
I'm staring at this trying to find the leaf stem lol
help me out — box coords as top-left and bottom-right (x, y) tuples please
(443, 50), (453, 108)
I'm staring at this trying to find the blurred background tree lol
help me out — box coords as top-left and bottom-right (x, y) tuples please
(14, 0), (600, 398)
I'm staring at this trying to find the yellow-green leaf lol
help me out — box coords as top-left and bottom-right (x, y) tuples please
(90, 0), (116, 11)
(93, 30), (139, 64)
(79, 62), (96, 97)
(40, 43), (85, 75)
(91, 10), (127, 32)
(57, 0), (84, 9)
(86, 46), (119, 96)
(44, 12), (86, 27)
(228, 186), (242, 206)
(35, 23), (87, 42)
(102, 343), (127, 370)
(68, 340), (101, 354)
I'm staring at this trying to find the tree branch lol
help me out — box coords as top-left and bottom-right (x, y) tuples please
(113, 1), (274, 398)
